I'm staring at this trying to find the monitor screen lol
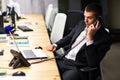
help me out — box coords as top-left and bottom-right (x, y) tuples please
(0, 14), (4, 34)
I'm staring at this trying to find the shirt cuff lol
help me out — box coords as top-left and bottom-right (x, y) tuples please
(53, 44), (57, 47)
(86, 40), (94, 46)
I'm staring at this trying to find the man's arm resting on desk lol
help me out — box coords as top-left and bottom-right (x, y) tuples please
(46, 44), (57, 51)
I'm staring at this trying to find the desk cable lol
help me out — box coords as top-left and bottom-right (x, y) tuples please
(30, 56), (60, 64)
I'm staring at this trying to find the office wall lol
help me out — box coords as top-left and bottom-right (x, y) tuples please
(107, 0), (120, 29)
(102, 43), (120, 80)
(16, 0), (45, 14)
(17, 0), (58, 15)
(1, 0), (58, 15)
(101, 1), (120, 80)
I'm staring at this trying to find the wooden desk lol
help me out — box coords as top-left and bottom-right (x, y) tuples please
(0, 14), (60, 80)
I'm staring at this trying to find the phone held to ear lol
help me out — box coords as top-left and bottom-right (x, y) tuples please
(93, 19), (98, 26)
(93, 17), (101, 27)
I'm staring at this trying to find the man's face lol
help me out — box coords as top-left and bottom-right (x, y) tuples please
(84, 11), (97, 27)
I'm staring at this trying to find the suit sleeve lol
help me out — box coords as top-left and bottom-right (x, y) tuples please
(85, 35), (112, 67)
(55, 21), (85, 50)
(55, 27), (75, 50)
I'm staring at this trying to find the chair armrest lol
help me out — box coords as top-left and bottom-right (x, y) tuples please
(80, 67), (97, 72)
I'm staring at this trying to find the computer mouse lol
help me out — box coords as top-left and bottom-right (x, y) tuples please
(12, 71), (25, 76)
(0, 49), (4, 55)
(35, 46), (43, 49)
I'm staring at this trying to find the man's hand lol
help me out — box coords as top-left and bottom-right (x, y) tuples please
(46, 44), (57, 51)
(86, 20), (100, 41)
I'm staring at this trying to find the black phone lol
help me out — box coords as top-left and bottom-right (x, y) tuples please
(9, 49), (31, 69)
(93, 19), (98, 26)
(93, 17), (101, 26)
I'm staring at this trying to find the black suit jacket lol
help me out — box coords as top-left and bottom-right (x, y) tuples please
(56, 20), (112, 68)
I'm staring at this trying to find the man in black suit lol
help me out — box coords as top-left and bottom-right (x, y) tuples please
(46, 3), (112, 80)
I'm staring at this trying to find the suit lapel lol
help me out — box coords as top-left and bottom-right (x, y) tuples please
(71, 22), (85, 44)
(79, 43), (86, 51)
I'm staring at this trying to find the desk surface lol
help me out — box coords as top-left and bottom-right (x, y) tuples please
(0, 14), (60, 80)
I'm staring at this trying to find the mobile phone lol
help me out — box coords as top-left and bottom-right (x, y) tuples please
(93, 17), (101, 26)
(93, 19), (98, 26)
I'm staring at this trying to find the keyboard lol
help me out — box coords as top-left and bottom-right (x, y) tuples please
(18, 26), (33, 32)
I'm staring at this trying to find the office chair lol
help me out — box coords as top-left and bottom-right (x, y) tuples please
(50, 13), (67, 55)
(45, 4), (53, 32)
(6, 0), (21, 20)
(64, 10), (84, 37)
(48, 8), (57, 33)
(79, 65), (102, 80)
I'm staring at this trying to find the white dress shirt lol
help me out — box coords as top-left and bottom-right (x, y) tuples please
(65, 28), (93, 61)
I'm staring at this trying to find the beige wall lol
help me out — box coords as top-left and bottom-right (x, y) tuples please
(1, 0), (58, 15)
(102, 1), (120, 78)
(107, 0), (120, 29)
(102, 43), (120, 80)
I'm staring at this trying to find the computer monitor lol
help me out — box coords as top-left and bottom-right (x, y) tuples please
(0, 13), (4, 34)
(10, 7), (16, 30)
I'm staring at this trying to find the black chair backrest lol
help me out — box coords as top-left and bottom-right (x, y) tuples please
(64, 10), (84, 37)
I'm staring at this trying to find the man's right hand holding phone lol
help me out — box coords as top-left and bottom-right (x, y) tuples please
(86, 20), (100, 42)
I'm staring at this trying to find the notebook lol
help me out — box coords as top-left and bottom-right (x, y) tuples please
(18, 25), (33, 32)
(9, 32), (48, 60)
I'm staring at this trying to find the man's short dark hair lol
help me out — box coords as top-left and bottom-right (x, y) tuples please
(85, 3), (103, 17)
